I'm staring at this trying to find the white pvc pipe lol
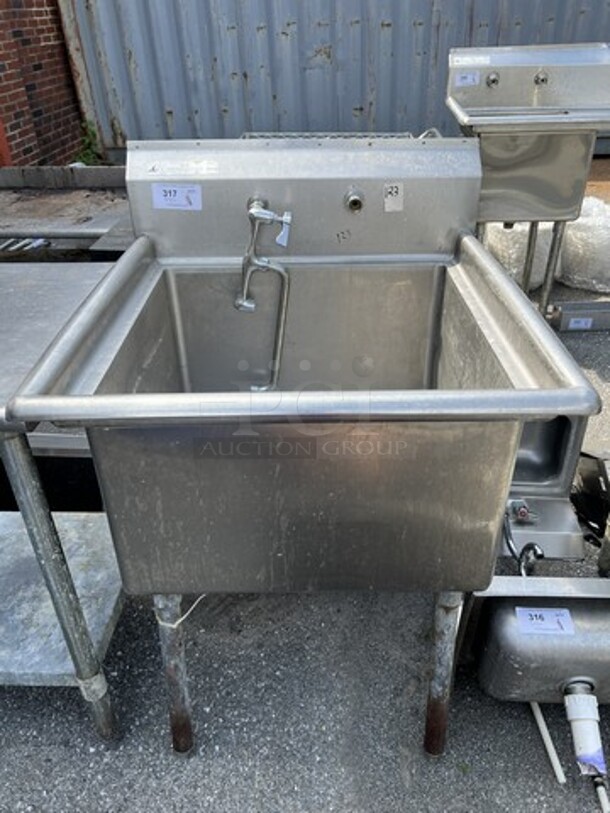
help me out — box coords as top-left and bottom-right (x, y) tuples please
(530, 702), (567, 785)
(596, 782), (610, 813)
(564, 692), (607, 777)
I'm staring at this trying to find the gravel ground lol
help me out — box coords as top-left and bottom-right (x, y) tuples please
(1, 589), (609, 813)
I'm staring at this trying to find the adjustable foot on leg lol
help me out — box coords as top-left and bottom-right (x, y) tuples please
(77, 670), (118, 741)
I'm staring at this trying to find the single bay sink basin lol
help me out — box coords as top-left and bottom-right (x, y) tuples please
(10, 234), (598, 594)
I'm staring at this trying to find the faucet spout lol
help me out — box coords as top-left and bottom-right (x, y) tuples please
(235, 199), (292, 391)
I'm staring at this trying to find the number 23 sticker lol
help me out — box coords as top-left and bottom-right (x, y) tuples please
(383, 182), (404, 212)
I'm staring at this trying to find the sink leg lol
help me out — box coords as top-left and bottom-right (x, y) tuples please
(539, 220), (566, 314)
(521, 221), (539, 295)
(153, 594), (195, 755)
(0, 433), (118, 740)
(423, 590), (465, 756)
(474, 222), (486, 242)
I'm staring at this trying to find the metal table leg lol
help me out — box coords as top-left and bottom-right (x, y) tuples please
(153, 594), (195, 755)
(521, 221), (539, 295)
(474, 222), (487, 242)
(0, 433), (117, 740)
(539, 221), (567, 314)
(424, 590), (465, 756)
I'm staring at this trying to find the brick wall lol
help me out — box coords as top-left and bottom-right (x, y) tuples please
(0, 0), (83, 166)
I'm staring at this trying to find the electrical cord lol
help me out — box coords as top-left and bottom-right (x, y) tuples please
(503, 512), (521, 563)
(503, 512), (544, 576)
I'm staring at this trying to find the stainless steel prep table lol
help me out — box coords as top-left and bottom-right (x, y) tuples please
(0, 262), (121, 738)
(0, 264), (112, 428)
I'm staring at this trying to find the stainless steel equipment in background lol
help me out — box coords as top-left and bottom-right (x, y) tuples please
(474, 576), (610, 805)
(0, 264), (121, 741)
(480, 597), (610, 704)
(446, 42), (610, 809)
(447, 43), (610, 311)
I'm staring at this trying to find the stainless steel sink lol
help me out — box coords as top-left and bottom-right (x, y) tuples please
(10, 240), (597, 595)
(447, 43), (610, 223)
(447, 43), (610, 133)
(8, 135), (600, 761)
(9, 138), (599, 595)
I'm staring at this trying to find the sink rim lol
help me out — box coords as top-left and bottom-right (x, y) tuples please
(8, 234), (600, 429)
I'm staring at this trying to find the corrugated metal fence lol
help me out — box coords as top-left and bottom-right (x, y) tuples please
(59, 0), (610, 158)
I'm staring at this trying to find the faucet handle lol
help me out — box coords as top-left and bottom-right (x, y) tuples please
(275, 211), (292, 247)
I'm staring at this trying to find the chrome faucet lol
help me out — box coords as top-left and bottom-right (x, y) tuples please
(235, 199), (292, 310)
(235, 199), (292, 391)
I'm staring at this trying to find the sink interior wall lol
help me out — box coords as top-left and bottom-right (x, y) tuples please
(436, 270), (512, 390)
(96, 263), (523, 396)
(96, 275), (183, 396)
(173, 264), (444, 393)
